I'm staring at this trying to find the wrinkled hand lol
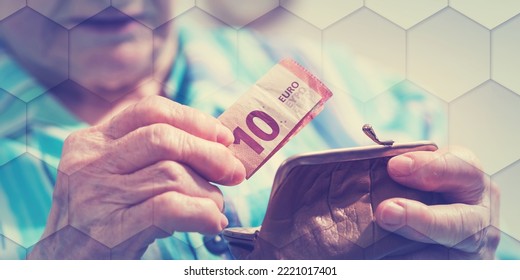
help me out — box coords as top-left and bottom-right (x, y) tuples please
(243, 146), (499, 260)
(29, 96), (246, 259)
(376, 147), (500, 259)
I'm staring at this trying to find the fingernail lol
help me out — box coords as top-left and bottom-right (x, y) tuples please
(216, 124), (234, 145)
(389, 155), (414, 177)
(220, 214), (229, 229)
(380, 202), (405, 227)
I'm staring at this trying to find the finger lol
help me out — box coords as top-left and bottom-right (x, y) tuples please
(387, 148), (486, 204)
(100, 95), (234, 145)
(128, 191), (229, 235)
(375, 198), (491, 253)
(100, 123), (246, 185)
(119, 161), (225, 212)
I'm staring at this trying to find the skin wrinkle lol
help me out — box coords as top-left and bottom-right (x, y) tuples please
(124, 179), (152, 208)
(448, 204), (465, 247)
(442, 153), (485, 204)
(401, 199), (434, 241)
(459, 206), (487, 253)
(106, 144), (135, 175)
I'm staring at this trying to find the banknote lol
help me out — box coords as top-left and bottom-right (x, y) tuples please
(219, 59), (333, 179)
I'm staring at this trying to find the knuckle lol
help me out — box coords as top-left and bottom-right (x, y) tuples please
(448, 147), (486, 188)
(416, 203), (438, 238)
(154, 192), (173, 211)
(152, 194), (178, 233)
(464, 174), (487, 203)
(175, 131), (196, 161)
(450, 152), (487, 202)
(62, 130), (83, 150)
(143, 123), (171, 153)
(462, 161), (485, 186)
(451, 146), (483, 171)
(60, 128), (106, 174)
(142, 96), (184, 123)
(155, 161), (186, 183)
(140, 95), (166, 109)
(456, 207), (490, 253)
(420, 153), (449, 189)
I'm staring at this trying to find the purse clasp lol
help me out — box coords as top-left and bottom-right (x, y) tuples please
(362, 124), (394, 146)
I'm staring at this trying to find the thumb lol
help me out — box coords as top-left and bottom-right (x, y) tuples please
(375, 198), (490, 253)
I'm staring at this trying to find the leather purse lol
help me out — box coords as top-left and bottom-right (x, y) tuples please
(223, 126), (441, 259)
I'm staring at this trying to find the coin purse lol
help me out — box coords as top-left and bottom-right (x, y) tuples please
(223, 125), (441, 259)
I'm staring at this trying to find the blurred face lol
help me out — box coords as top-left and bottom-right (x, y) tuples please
(0, 0), (176, 95)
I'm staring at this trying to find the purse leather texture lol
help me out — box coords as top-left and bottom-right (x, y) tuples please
(226, 143), (442, 259)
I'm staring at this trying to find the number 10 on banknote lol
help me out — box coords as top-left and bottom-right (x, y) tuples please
(219, 59), (333, 179)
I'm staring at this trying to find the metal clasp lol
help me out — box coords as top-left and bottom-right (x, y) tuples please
(362, 124), (394, 146)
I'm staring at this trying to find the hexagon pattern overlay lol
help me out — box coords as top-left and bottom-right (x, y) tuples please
(0, 1), (518, 260)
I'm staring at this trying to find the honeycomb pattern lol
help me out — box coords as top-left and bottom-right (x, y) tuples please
(449, 81), (520, 175)
(112, 0), (195, 29)
(365, 0), (447, 29)
(492, 160), (520, 242)
(323, 7), (406, 101)
(0, 0), (25, 21)
(0, 234), (26, 260)
(492, 15), (520, 95)
(68, 7), (154, 102)
(451, 0), (520, 29)
(197, 0), (278, 28)
(0, 7), (69, 102)
(364, 80), (449, 147)
(0, 89), (26, 166)
(27, 0), (111, 29)
(407, 8), (489, 102)
(0, 1), (518, 260)
(239, 7), (322, 82)
(281, 0), (363, 29)
(165, 8), (239, 94)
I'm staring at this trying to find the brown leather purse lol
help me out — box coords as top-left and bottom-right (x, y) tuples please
(223, 125), (442, 259)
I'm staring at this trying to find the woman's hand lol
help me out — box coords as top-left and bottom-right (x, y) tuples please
(29, 96), (246, 259)
(376, 147), (500, 259)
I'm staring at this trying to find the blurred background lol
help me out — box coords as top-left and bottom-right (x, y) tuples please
(1, 0), (519, 259)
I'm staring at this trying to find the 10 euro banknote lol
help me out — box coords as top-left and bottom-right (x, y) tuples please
(219, 59), (333, 179)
